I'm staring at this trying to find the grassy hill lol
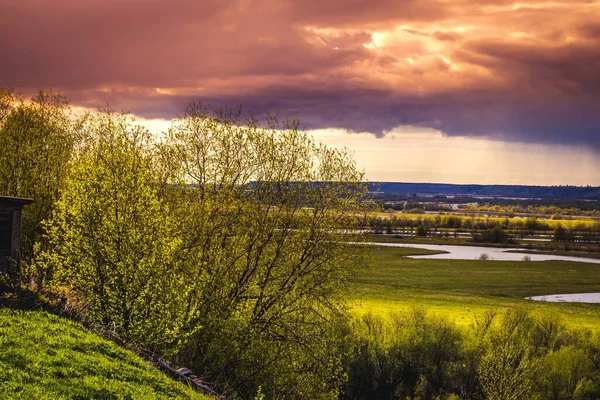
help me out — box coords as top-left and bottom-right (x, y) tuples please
(0, 310), (211, 399)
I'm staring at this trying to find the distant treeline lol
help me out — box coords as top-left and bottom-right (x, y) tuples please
(369, 182), (600, 200)
(381, 196), (600, 214)
(363, 215), (600, 245)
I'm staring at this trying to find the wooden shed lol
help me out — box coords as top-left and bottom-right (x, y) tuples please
(0, 195), (33, 274)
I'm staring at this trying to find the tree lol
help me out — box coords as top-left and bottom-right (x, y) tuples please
(155, 103), (370, 398)
(472, 225), (511, 244)
(343, 310), (464, 399)
(43, 111), (179, 345)
(488, 225), (508, 243)
(554, 224), (568, 242)
(535, 346), (596, 400)
(477, 309), (539, 400)
(0, 90), (77, 268)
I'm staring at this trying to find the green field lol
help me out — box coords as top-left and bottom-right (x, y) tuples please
(350, 246), (600, 330)
(0, 310), (210, 400)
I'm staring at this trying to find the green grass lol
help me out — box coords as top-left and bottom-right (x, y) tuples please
(350, 246), (600, 330)
(0, 310), (211, 399)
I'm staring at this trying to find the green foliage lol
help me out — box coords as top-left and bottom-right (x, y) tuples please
(341, 308), (600, 400)
(343, 310), (464, 399)
(477, 308), (539, 400)
(415, 223), (429, 237)
(533, 346), (597, 400)
(573, 378), (600, 400)
(37, 103), (370, 399)
(41, 111), (180, 345)
(0, 310), (210, 399)
(157, 104), (369, 399)
(553, 224), (576, 242)
(472, 225), (512, 244)
(364, 210), (600, 247)
(440, 215), (462, 229)
(0, 90), (78, 264)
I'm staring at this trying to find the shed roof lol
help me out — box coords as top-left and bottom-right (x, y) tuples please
(0, 195), (34, 207)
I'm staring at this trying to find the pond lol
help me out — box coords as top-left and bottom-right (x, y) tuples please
(370, 242), (600, 264)
(527, 293), (600, 303)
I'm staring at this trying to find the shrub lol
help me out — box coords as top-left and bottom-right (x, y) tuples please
(342, 310), (464, 399)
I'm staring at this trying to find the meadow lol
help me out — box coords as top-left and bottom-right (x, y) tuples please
(350, 246), (600, 330)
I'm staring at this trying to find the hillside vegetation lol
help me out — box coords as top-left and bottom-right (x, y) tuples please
(0, 90), (368, 399)
(0, 310), (210, 399)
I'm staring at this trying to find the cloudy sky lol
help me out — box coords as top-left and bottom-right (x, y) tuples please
(2, 0), (600, 184)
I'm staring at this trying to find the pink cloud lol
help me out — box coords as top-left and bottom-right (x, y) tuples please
(1, 0), (599, 146)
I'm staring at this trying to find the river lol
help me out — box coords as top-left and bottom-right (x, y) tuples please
(371, 242), (600, 264)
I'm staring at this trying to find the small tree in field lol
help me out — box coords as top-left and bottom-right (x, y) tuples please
(554, 224), (567, 242)
(416, 223), (428, 237)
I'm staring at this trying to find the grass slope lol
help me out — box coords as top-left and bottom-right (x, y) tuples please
(351, 246), (600, 329)
(0, 310), (210, 400)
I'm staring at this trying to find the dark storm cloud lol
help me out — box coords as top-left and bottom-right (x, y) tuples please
(1, 0), (599, 147)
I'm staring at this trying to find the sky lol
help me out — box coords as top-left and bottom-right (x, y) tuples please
(2, 0), (600, 185)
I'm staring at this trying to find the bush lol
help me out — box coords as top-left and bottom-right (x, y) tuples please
(342, 308), (600, 400)
(342, 310), (465, 399)
(41, 112), (178, 345)
(534, 346), (596, 400)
